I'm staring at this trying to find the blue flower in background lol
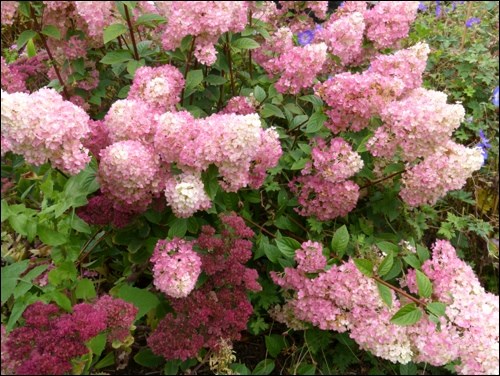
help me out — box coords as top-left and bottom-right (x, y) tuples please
(297, 30), (315, 46)
(418, 2), (428, 11)
(465, 17), (481, 28)
(478, 129), (491, 163)
(435, 1), (442, 17)
(493, 86), (499, 107)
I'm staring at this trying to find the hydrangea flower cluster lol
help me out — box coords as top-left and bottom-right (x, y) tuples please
(76, 193), (134, 228)
(128, 65), (185, 112)
(74, 1), (115, 43)
(0, 1), (18, 25)
(164, 173), (212, 218)
(290, 138), (363, 221)
(1, 57), (27, 93)
(399, 141), (484, 207)
(94, 295), (138, 344)
(82, 119), (110, 160)
(363, 1), (420, 49)
(221, 95), (257, 115)
(154, 112), (282, 192)
(150, 238), (202, 298)
(148, 214), (261, 360)
(368, 88), (465, 161)
(272, 240), (499, 373)
(156, 2), (248, 65)
(1, 88), (90, 174)
(98, 140), (163, 212)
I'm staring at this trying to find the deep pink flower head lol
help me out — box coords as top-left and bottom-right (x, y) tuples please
(94, 295), (138, 343)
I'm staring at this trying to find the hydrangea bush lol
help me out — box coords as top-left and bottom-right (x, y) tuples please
(1, 1), (498, 375)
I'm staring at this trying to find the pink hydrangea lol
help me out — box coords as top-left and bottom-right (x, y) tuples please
(104, 99), (160, 143)
(368, 88), (465, 161)
(295, 241), (327, 273)
(369, 42), (430, 91)
(253, 27), (294, 70)
(74, 1), (115, 43)
(364, 1), (420, 49)
(290, 176), (360, 221)
(1, 88), (90, 174)
(1, 1), (18, 25)
(98, 140), (163, 212)
(400, 141), (483, 207)
(128, 65), (185, 112)
(221, 96), (257, 115)
(62, 36), (88, 61)
(157, 2), (248, 66)
(76, 193), (134, 228)
(83, 120), (110, 160)
(151, 238), (202, 298)
(1, 57), (27, 93)
(315, 72), (405, 133)
(94, 295), (138, 343)
(164, 172), (212, 218)
(306, 138), (364, 183)
(316, 12), (365, 66)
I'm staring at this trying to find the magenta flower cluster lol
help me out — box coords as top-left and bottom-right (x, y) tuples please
(148, 214), (261, 361)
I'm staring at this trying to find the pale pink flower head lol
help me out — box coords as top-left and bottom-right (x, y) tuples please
(164, 172), (211, 218)
(1, 2), (18, 25)
(128, 65), (185, 112)
(151, 238), (202, 298)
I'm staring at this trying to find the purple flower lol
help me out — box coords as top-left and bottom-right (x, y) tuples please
(297, 30), (315, 46)
(435, 1), (442, 17)
(493, 86), (499, 107)
(465, 17), (481, 28)
(418, 2), (428, 11)
(478, 129), (491, 163)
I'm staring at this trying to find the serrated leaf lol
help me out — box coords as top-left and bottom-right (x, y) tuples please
(1, 260), (30, 304)
(275, 237), (301, 258)
(304, 112), (327, 133)
(426, 302), (447, 317)
(13, 264), (48, 299)
(416, 245), (430, 263)
(376, 282), (393, 308)
(38, 224), (68, 246)
(75, 278), (97, 300)
(41, 25), (61, 40)
(168, 218), (188, 238)
(254, 85), (266, 102)
(390, 303), (422, 326)
(265, 334), (287, 358)
(353, 258), (373, 277)
(252, 359), (275, 375)
(232, 38), (260, 49)
(48, 290), (72, 311)
(204, 74), (227, 85)
(17, 30), (37, 49)
(117, 285), (160, 320)
(185, 69), (204, 90)
(331, 225), (349, 257)
(376, 241), (399, 255)
(415, 270), (433, 298)
(403, 254), (421, 269)
(290, 158), (308, 170)
(6, 294), (37, 332)
(377, 253), (394, 277)
(100, 50), (133, 64)
(261, 103), (285, 119)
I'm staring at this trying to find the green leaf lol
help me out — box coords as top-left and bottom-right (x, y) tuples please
(426, 302), (447, 317)
(48, 261), (78, 286)
(376, 282), (393, 308)
(168, 218), (188, 238)
(100, 50), (133, 64)
(261, 103), (285, 119)
(296, 363), (316, 375)
(415, 270), (433, 298)
(232, 38), (260, 50)
(116, 285), (160, 320)
(265, 334), (287, 358)
(121, 1), (138, 9)
(353, 258), (373, 277)
(38, 224), (68, 246)
(201, 164), (220, 200)
(275, 237), (301, 259)
(13, 264), (48, 299)
(41, 25), (61, 40)
(377, 253), (394, 277)
(205, 74), (227, 85)
(390, 303), (422, 326)
(304, 328), (332, 353)
(17, 30), (37, 49)
(134, 348), (165, 368)
(164, 360), (182, 376)
(127, 58), (145, 76)
(304, 112), (327, 133)
(252, 359), (275, 375)
(117, 85), (130, 99)
(88, 333), (107, 358)
(70, 215), (91, 234)
(416, 245), (430, 263)
(135, 13), (167, 26)
(331, 225), (349, 257)
(103, 24), (127, 44)
(400, 363), (418, 375)
(254, 86), (266, 102)
(26, 38), (36, 57)
(75, 278), (97, 300)
(403, 254), (421, 269)
(95, 351), (115, 369)
(376, 241), (399, 255)
(230, 364), (251, 375)
(290, 158), (308, 170)
(47, 290), (72, 311)
(1, 260), (30, 304)
(6, 294), (37, 332)
(1, 199), (10, 222)
(185, 69), (204, 91)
